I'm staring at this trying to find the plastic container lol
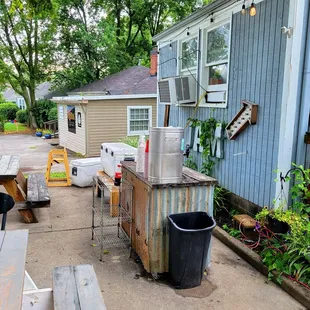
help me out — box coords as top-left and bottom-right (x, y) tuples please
(168, 211), (216, 289)
(101, 143), (136, 178)
(136, 135), (145, 173)
(70, 157), (101, 187)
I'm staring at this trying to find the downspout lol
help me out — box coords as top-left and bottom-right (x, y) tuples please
(79, 103), (88, 156)
(294, 6), (310, 167)
(275, 0), (309, 208)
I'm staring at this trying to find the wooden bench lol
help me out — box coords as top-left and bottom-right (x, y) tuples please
(53, 264), (106, 310)
(17, 173), (50, 223)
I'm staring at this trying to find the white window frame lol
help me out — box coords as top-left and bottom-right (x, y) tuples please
(202, 17), (232, 108)
(127, 106), (152, 136)
(17, 97), (26, 110)
(180, 35), (199, 73)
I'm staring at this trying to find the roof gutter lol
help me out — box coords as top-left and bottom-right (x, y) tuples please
(152, 0), (235, 41)
(52, 94), (157, 103)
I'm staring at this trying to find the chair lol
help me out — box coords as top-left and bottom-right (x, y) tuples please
(0, 192), (15, 230)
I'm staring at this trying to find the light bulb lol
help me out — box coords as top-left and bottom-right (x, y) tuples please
(241, 4), (246, 15)
(169, 43), (172, 50)
(249, 2), (256, 16)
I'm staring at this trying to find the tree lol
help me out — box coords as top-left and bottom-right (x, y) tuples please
(0, 0), (56, 127)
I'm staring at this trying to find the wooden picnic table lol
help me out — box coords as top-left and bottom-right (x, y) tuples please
(0, 229), (29, 310)
(0, 155), (26, 202)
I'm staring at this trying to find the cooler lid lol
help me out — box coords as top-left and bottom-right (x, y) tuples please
(101, 143), (137, 155)
(70, 157), (101, 167)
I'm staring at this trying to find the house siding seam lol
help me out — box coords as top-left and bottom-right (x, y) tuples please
(87, 98), (157, 157)
(157, 0), (289, 208)
(57, 104), (87, 155)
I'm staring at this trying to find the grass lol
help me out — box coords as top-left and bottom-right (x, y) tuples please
(3, 122), (29, 133)
(24, 172), (67, 179)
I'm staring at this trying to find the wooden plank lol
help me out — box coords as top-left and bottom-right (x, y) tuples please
(0, 156), (20, 180)
(0, 179), (25, 202)
(74, 265), (106, 310)
(0, 230), (28, 310)
(53, 266), (81, 310)
(18, 209), (38, 224)
(53, 265), (106, 310)
(182, 167), (217, 184)
(16, 170), (27, 196)
(27, 174), (50, 203)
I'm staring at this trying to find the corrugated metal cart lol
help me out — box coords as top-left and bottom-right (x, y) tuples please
(121, 161), (217, 274)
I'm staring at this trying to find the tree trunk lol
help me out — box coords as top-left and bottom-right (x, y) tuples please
(28, 85), (38, 129)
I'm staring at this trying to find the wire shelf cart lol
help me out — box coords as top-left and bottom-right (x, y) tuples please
(92, 173), (133, 261)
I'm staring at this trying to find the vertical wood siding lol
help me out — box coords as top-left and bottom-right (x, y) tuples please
(58, 104), (86, 155)
(157, 0), (289, 207)
(87, 98), (157, 156)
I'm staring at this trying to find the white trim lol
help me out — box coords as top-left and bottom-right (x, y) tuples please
(275, 0), (309, 208)
(153, 0), (264, 42)
(127, 106), (152, 136)
(52, 94), (157, 104)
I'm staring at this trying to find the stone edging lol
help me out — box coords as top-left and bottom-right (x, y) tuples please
(213, 226), (310, 309)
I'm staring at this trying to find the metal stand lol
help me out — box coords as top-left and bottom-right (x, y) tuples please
(92, 175), (132, 261)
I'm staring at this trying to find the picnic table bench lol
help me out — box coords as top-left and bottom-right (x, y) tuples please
(53, 264), (107, 310)
(0, 155), (50, 223)
(0, 230), (28, 310)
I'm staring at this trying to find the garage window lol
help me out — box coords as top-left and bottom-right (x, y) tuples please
(127, 106), (152, 136)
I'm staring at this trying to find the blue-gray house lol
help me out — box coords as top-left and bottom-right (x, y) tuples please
(153, 0), (310, 211)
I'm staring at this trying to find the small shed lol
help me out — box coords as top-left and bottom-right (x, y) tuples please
(52, 65), (157, 157)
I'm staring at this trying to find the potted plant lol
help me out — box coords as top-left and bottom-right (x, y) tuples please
(43, 129), (53, 139)
(36, 128), (43, 137)
(209, 70), (222, 85)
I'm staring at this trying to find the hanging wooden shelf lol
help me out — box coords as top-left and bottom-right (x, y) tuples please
(226, 100), (258, 140)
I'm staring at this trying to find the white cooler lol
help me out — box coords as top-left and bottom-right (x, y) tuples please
(101, 143), (136, 178)
(70, 157), (101, 187)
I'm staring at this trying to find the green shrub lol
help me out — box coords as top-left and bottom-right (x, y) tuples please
(16, 110), (28, 123)
(48, 107), (57, 120)
(31, 99), (56, 128)
(0, 121), (4, 132)
(0, 102), (19, 120)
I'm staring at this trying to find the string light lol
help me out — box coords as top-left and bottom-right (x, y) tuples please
(241, 0), (246, 15)
(157, 48), (160, 55)
(169, 41), (172, 49)
(210, 12), (214, 23)
(249, 2), (256, 16)
(187, 27), (190, 36)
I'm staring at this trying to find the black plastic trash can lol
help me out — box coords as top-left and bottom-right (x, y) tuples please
(168, 211), (216, 289)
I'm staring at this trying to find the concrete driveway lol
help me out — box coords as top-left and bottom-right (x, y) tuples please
(0, 134), (305, 310)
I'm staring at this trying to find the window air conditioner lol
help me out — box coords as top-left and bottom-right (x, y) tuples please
(158, 76), (196, 105)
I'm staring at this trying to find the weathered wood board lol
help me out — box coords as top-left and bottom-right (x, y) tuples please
(0, 155), (20, 180)
(0, 230), (28, 310)
(53, 264), (106, 310)
(27, 174), (50, 206)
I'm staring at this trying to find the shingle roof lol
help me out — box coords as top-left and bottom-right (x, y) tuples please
(70, 66), (157, 95)
(2, 82), (65, 101)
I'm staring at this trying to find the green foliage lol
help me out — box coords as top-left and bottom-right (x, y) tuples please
(184, 156), (198, 170)
(36, 128), (43, 133)
(43, 129), (53, 135)
(0, 121), (4, 132)
(187, 117), (225, 176)
(255, 207), (270, 225)
(222, 224), (241, 239)
(0, 103), (19, 120)
(48, 107), (58, 121)
(213, 186), (229, 217)
(16, 110), (28, 124)
(119, 136), (140, 148)
(31, 99), (56, 128)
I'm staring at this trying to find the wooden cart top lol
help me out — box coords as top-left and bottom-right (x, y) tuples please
(121, 161), (217, 188)
(0, 155), (20, 180)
